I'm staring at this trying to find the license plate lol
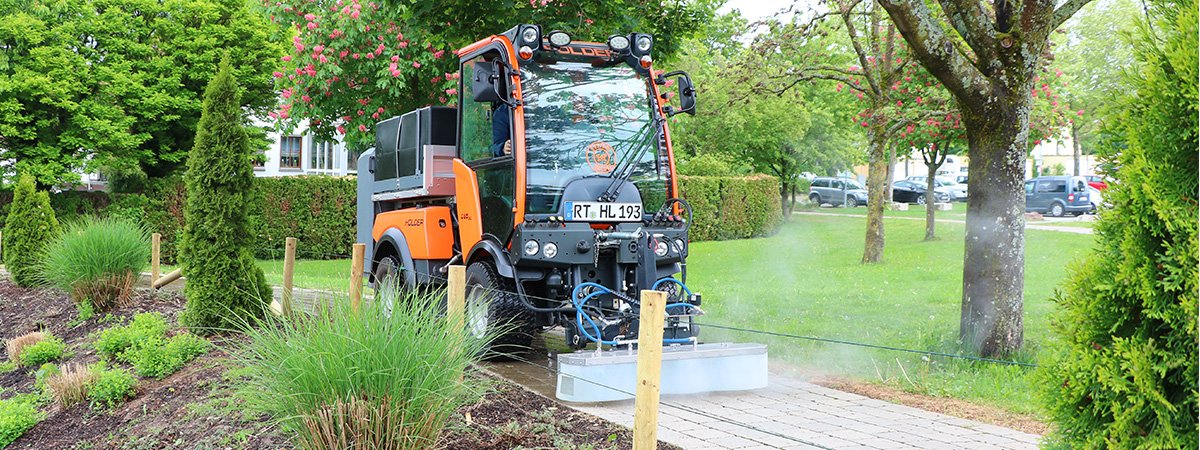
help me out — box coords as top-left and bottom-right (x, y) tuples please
(565, 202), (642, 222)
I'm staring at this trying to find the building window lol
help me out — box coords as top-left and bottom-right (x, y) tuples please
(311, 139), (336, 171)
(347, 148), (362, 173)
(280, 136), (302, 169)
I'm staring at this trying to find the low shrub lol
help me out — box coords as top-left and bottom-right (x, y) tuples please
(235, 290), (490, 449)
(33, 363), (60, 390)
(39, 216), (150, 310)
(18, 334), (66, 367)
(4, 331), (45, 363)
(86, 364), (137, 409)
(0, 395), (44, 447)
(126, 333), (210, 379)
(46, 363), (96, 407)
(94, 312), (169, 359)
(94, 313), (209, 379)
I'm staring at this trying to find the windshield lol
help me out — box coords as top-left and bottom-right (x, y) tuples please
(521, 61), (666, 214)
(844, 180), (865, 190)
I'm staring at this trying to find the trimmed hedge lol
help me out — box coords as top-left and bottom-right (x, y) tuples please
(0, 174), (780, 263)
(678, 175), (783, 241)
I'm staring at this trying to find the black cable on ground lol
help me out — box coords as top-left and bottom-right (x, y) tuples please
(502, 353), (835, 450)
(695, 322), (1039, 368)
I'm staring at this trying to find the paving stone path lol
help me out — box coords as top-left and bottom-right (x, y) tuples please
(569, 372), (1041, 449)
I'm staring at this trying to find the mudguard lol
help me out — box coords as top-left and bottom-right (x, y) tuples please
(374, 228), (417, 288)
(467, 238), (515, 279)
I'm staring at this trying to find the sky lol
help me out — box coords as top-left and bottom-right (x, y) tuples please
(718, 0), (807, 22)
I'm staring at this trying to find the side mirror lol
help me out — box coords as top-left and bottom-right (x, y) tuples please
(471, 60), (513, 106)
(657, 71), (696, 117)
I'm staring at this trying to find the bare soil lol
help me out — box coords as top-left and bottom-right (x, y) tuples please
(0, 280), (676, 449)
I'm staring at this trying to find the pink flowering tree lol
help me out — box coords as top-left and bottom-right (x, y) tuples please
(260, 0), (715, 147)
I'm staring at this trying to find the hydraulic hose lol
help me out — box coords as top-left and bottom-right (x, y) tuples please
(571, 281), (697, 346)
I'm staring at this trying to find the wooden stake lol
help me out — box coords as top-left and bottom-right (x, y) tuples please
(281, 237), (297, 317)
(350, 243), (365, 313)
(152, 268), (182, 289)
(447, 264), (466, 381)
(633, 290), (667, 450)
(150, 233), (161, 284)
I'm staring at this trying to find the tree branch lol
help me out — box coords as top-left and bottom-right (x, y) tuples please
(839, 0), (883, 96)
(1052, 0), (1095, 30)
(877, 0), (991, 105)
(936, 0), (997, 64)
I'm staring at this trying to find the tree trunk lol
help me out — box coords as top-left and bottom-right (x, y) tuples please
(886, 140), (897, 202)
(959, 92), (1029, 357)
(925, 161), (938, 240)
(862, 125), (888, 263)
(1071, 123), (1082, 175)
(779, 180), (792, 217)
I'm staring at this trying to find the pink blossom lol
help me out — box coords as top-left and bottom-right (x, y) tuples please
(268, 111), (279, 119)
(445, 88), (458, 95)
(294, 42), (305, 52)
(398, 41), (409, 49)
(412, 61), (421, 68)
(391, 70), (401, 77)
(279, 111), (289, 119)
(860, 121), (869, 127)
(372, 112), (380, 119)
(389, 62), (398, 71)
(352, 53), (360, 59)
(391, 55), (400, 62)
(301, 95), (312, 103)
(281, 55), (292, 62)
(313, 45), (325, 54)
(855, 92), (864, 99)
(896, 100), (903, 107)
(319, 55), (328, 63)
(340, 50), (349, 58)
(377, 107), (385, 113)
(433, 50), (444, 59)
(1076, 110), (1084, 116)
(358, 124), (368, 132)
(585, 18), (594, 25)
(272, 71), (284, 78)
(350, 10), (359, 18)
(304, 13), (316, 20)
(365, 52), (375, 59)
(358, 109), (365, 116)
(281, 89), (293, 99)
(306, 22), (318, 31)
(1034, 139), (1041, 145)
(915, 96), (923, 104)
(835, 83), (843, 92)
(906, 124), (915, 133)
(1055, 69), (1063, 77)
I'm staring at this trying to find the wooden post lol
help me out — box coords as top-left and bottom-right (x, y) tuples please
(633, 290), (667, 450)
(447, 265), (466, 381)
(281, 237), (297, 317)
(152, 268), (183, 289)
(150, 233), (161, 284)
(447, 265), (466, 330)
(349, 243), (365, 313)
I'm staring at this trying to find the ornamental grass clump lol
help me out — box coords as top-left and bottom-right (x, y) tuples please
(45, 363), (96, 407)
(39, 216), (150, 311)
(235, 290), (492, 450)
(5, 332), (45, 363)
(14, 333), (66, 367)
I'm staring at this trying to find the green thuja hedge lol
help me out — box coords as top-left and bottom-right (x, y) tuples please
(679, 175), (783, 241)
(1039, 0), (1197, 447)
(3, 174), (61, 287)
(179, 55), (271, 331)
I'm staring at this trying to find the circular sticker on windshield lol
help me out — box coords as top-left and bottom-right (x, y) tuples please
(586, 141), (617, 174)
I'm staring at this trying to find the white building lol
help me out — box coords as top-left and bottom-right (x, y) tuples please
(254, 121), (362, 178)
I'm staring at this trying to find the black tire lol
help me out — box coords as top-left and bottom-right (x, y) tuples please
(916, 194), (926, 205)
(465, 260), (534, 358)
(373, 255), (404, 316)
(809, 193), (821, 205)
(844, 197), (857, 208)
(1050, 202), (1065, 217)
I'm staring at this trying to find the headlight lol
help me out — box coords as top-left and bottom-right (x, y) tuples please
(521, 27), (539, 44)
(654, 240), (669, 257)
(607, 35), (630, 52)
(543, 242), (558, 259)
(674, 238), (686, 254)
(636, 35), (652, 52)
(524, 240), (539, 256)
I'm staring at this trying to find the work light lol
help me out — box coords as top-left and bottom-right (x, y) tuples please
(547, 30), (571, 48)
(524, 240), (540, 256)
(636, 35), (652, 53)
(543, 242), (558, 259)
(520, 26), (540, 45)
(607, 35), (630, 52)
(654, 240), (669, 257)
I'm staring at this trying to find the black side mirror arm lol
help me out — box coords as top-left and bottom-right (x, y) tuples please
(656, 70), (696, 117)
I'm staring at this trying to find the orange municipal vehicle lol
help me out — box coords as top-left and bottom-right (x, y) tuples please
(355, 25), (700, 352)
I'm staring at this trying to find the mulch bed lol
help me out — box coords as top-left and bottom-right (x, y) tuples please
(1, 280), (676, 449)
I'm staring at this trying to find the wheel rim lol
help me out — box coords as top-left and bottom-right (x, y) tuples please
(917, 195), (925, 205)
(375, 259), (399, 317)
(465, 284), (490, 339)
(810, 194), (819, 203)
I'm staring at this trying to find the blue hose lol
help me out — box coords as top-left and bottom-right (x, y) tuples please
(570, 281), (699, 347)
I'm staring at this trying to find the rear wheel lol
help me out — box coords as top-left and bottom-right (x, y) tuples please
(373, 255), (404, 316)
(1050, 202), (1065, 217)
(916, 194), (926, 205)
(844, 197), (857, 208)
(465, 260), (534, 357)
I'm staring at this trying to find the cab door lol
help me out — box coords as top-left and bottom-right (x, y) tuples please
(459, 49), (516, 245)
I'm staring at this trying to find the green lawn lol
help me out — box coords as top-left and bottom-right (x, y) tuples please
(686, 214), (1095, 415)
(802, 201), (971, 220)
(159, 258), (353, 291)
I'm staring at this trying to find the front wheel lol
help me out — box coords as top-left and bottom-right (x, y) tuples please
(916, 194), (926, 205)
(809, 193), (821, 205)
(844, 197), (857, 208)
(465, 261), (534, 357)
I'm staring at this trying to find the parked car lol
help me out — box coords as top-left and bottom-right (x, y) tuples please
(1084, 175), (1109, 191)
(1024, 176), (1095, 217)
(907, 176), (968, 201)
(892, 180), (951, 204)
(809, 177), (868, 207)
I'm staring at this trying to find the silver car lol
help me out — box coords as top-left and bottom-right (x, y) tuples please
(906, 176), (966, 201)
(809, 177), (868, 207)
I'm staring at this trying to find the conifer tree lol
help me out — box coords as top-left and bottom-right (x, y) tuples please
(2, 174), (61, 287)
